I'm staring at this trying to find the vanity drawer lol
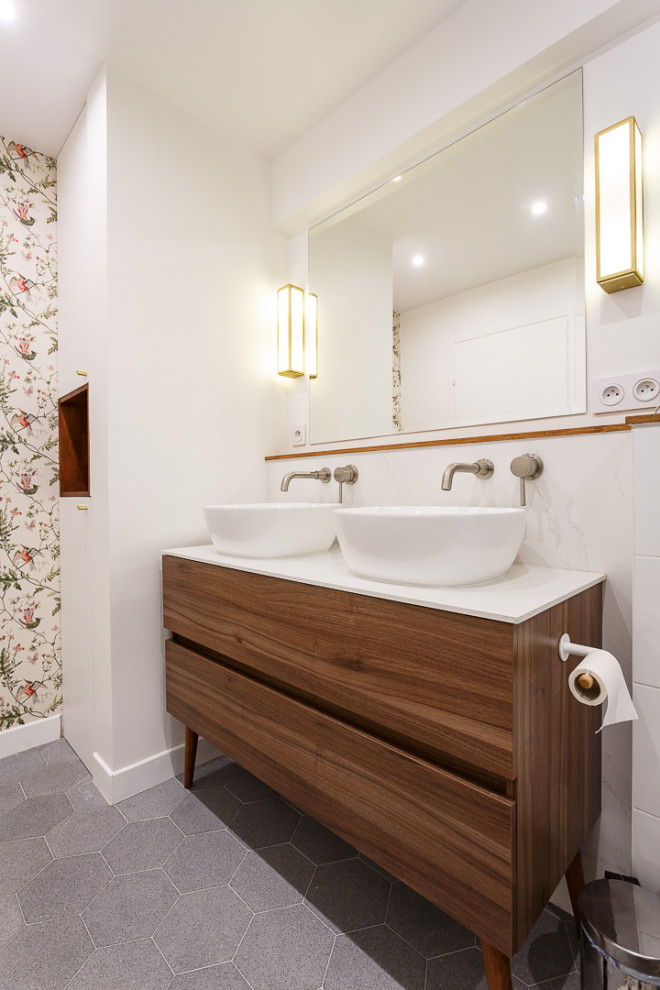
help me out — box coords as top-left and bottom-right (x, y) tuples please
(166, 638), (516, 952)
(163, 555), (515, 778)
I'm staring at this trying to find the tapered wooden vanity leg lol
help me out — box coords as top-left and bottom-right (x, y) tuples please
(183, 726), (198, 789)
(565, 849), (585, 937)
(481, 939), (513, 990)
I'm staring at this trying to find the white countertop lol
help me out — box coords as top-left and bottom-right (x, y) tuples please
(163, 544), (605, 624)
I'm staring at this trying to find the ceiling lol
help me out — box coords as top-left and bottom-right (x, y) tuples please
(0, 0), (470, 159)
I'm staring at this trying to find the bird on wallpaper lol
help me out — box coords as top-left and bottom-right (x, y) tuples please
(11, 202), (35, 226)
(16, 680), (45, 703)
(6, 142), (35, 168)
(8, 274), (36, 298)
(10, 410), (37, 435)
(13, 546), (41, 570)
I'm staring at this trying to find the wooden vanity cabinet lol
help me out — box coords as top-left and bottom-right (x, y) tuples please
(162, 554), (602, 989)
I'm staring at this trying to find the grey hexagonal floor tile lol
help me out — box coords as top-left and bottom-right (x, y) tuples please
(82, 868), (179, 946)
(167, 963), (251, 990)
(18, 851), (112, 922)
(291, 815), (356, 865)
(170, 787), (241, 835)
(66, 777), (110, 813)
(511, 907), (578, 986)
(46, 804), (125, 858)
(386, 882), (476, 958)
(0, 792), (73, 840)
(21, 758), (89, 797)
(0, 781), (25, 819)
(0, 893), (23, 948)
(325, 925), (426, 990)
(231, 842), (315, 911)
(305, 857), (391, 934)
(234, 903), (334, 990)
(230, 798), (300, 848)
(155, 886), (252, 973)
(0, 914), (94, 990)
(532, 974), (580, 989)
(226, 765), (277, 802)
(164, 829), (246, 892)
(39, 738), (80, 765)
(0, 747), (45, 786)
(182, 756), (237, 790)
(117, 776), (186, 821)
(0, 835), (53, 895)
(102, 816), (183, 874)
(65, 938), (173, 990)
(426, 946), (489, 990)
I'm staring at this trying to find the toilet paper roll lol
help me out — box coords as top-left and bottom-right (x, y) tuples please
(568, 650), (638, 732)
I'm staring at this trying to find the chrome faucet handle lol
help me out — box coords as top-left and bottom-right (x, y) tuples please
(334, 465), (359, 503)
(510, 453), (544, 506)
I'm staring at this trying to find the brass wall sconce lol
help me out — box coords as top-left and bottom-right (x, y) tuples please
(277, 285), (318, 378)
(277, 284), (304, 377)
(595, 116), (644, 293)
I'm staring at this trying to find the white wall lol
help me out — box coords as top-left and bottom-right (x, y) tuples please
(58, 66), (287, 799)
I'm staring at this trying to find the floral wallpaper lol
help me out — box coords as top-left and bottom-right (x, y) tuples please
(392, 310), (402, 432)
(0, 136), (60, 731)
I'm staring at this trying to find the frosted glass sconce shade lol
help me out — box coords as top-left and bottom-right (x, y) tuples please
(277, 284), (304, 377)
(595, 116), (644, 293)
(306, 292), (318, 379)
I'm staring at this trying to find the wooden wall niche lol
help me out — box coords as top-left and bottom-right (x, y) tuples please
(58, 384), (90, 496)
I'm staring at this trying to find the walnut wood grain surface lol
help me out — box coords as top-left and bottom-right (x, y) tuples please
(162, 555), (515, 778)
(264, 421), (630, 460)
(166, 639), (516, 952)
(512, 584), (602, 945)
(58, 384), (90, 497)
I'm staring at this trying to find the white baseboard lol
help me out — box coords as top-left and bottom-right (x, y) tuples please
(91, 736), (225, 804)
(0, 714), (62, 759)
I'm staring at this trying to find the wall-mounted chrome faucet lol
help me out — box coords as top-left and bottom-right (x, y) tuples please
(333, 464), (359, 503)
(510, 453), (544, 506)
(280, 467), (331, 492)
(441, 458), (494, 491)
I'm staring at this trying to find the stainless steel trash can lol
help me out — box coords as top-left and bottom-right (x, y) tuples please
(580, 879), (660, 989)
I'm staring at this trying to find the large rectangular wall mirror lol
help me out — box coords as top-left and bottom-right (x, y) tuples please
(308, 69), (585, 445)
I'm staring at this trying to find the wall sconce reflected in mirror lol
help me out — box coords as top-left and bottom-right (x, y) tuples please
(306, 292), (318, 379)
(595, 116), (644, 293)
(277, 284), (304, 377)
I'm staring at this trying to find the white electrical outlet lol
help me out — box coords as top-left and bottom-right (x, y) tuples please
(633, 377), (660, 403)
(291, 424), (307, 446)
(600, 383), (624, 406)
(592, 370), (660, 413)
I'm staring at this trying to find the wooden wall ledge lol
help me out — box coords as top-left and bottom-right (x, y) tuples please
(265, 416), (658, 462)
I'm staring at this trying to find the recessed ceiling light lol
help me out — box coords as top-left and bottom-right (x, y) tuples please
(411, 254), (425, 267)
(531, 200), (548, 216)
(0, 0), (17, 21)
(392, 176), (402, 183)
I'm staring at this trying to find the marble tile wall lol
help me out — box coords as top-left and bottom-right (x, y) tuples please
(631, 422), (660, 893)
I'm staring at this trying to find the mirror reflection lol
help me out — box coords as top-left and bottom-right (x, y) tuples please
(308, 70), (585, 444)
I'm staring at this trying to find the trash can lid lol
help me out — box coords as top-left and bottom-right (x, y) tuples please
(580, 879), (660, 980)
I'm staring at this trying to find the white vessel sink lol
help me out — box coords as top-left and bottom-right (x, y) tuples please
(334, 505), (526, 586)
(204, 503), (338, 558)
